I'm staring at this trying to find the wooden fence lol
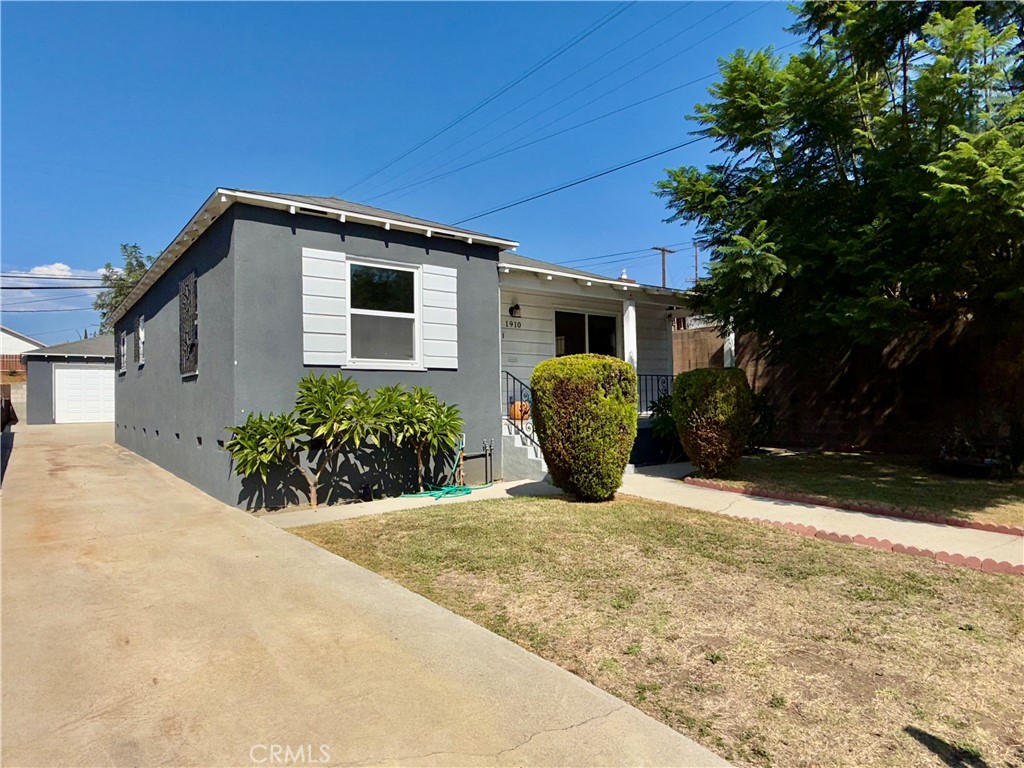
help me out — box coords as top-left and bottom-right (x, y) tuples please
(0, 355), (26, 374)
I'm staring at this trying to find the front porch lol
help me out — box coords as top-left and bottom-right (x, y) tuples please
(495, 253), (688, 480)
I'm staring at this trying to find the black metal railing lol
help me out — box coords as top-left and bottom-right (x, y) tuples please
(502, 371), (540, 447)
(637, 374), (673, 414)
(504, 371), (674, 428)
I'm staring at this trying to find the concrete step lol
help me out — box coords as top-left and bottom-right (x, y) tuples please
(501, 432), (548, 483)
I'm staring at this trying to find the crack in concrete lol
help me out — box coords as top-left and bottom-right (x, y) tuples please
(332, 703), (626, 767)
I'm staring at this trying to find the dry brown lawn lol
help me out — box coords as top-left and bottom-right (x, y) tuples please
(294, 496), (1024, 768)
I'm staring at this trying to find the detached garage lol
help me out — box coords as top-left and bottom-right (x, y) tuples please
(23, 336), (115, 424)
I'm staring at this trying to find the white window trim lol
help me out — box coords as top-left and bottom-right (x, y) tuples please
(345, 257), (423, 370)
(118, 331), (127, 374)
(138, 316), (146, 366)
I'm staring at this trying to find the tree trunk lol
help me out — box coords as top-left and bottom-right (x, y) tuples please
(416, 443), (424, 492)
(298, 465), (319, 509)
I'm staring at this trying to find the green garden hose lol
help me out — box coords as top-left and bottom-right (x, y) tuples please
(401, 436), (493, 500)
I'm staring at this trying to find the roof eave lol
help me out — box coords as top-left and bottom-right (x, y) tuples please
(498, 261), (691, 300)
(108, 188), (520, 325)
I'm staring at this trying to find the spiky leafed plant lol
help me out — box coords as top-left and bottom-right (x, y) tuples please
(226, 373), (387, 508)
(391, 386), (463, 491)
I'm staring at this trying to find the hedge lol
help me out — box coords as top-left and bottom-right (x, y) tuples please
(531, 355), (638, 501)
(672, 368), (753, 477)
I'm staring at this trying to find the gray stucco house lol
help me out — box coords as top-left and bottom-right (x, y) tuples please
(23, 336), (115, 424)
(111, 188), (687, 508)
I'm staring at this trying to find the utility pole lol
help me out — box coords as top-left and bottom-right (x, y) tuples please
(651, 246), (676, 288)
(693, 243), (700, 284)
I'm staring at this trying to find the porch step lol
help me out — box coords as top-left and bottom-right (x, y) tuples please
(501, 419), (548, 482)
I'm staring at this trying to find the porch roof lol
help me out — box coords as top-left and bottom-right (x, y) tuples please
(497, 252), (690, 300)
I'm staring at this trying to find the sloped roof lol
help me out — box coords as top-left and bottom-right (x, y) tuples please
(498, 251), (689, 299)
(23, 335), (114, 359)
(1, 325), (43, 348)
(236, 189), (516, 245)
(108, 187), (519, 325)
(499, 252), (624, 283)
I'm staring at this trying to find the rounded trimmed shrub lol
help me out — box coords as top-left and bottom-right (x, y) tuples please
(672, 368), (753, 477)
(531, 354), (638, 501)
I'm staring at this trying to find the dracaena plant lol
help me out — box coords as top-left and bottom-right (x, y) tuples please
(226, 373), (383, 509)
(226, 373), (464, 506)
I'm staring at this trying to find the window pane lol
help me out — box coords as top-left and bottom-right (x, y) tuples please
(351, 265), (414, 313)
(351, 314), (415, 361)
(588, 314), (617, 356)
(555, 311), (586, 356)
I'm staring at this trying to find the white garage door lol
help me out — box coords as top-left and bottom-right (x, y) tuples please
(53, 364), (115, 423)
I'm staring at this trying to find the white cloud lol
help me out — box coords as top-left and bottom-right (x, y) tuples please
(28, 262), (75, 277)
(2, 262), (105, 315)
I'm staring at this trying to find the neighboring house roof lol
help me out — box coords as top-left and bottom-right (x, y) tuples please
(498, 251), (690, 300)
(1, 325), (44, 350)
(22, 335), (115, 360)
(108, 187), (520, 326)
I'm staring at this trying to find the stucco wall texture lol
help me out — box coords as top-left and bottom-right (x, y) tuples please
(115, 204), (503, 508)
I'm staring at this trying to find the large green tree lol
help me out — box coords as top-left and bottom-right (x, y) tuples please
(93, 243), (156, 330)
(657, 2), (1024, 366)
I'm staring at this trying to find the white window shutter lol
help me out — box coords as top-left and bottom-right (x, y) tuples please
(301, 248), (347, 366)
(422, 264), (458, 369)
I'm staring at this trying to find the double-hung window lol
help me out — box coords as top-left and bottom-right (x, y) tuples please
(347, 260), (421, 368)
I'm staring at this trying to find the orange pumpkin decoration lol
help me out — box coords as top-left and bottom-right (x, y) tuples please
(508, 400), (531, 420)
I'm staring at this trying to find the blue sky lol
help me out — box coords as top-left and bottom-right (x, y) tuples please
(1, 1), (798, 343)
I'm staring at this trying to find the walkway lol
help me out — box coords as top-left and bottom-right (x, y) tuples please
(621, 464), (1023, 568)
(2, 424), (727, 767)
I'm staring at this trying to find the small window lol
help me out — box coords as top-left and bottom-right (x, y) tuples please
(135, 315), (145, 366)
(348, 261), (420, 367)
(117, 331), (127, 374)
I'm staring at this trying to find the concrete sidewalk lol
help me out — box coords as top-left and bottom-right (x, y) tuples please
(620, 464), (1024, 567)
(2, 424), (728, 767)
(265, 478), (560, 529)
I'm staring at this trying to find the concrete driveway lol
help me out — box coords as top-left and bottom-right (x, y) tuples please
(1, 424), (727, 767)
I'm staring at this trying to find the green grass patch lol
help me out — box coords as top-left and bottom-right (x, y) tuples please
(725, 451), (1024, 527)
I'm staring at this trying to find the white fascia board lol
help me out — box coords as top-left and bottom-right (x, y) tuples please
(498, 262), (634, 289)
(108, 189), (228, 325)
(108, 187), (519, 325)
(227, 190), (519, 249)
(499, 263), (691, 303)
(29, 354), (114, 360)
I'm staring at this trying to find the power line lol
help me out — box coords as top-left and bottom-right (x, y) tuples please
(0, 273), (104, 280)
(25, 324), (102, 337)
(1, 307), (99, 313)
(454, 136), (705, 224)
(342, 2), (636, 196)
(367, 71), (719, 203)
(3, 292), (98, 306)
(559, 240), (694, 265)
(2, 285), (105, 290)
(359, 2), (693, 197)
(378, 3), (753, 198)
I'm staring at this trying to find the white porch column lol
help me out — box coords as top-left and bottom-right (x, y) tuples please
(622, 299), (638, 369)
(723, 329), (736, 368)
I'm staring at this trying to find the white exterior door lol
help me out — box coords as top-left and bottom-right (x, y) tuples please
(53, 364), (114, 423)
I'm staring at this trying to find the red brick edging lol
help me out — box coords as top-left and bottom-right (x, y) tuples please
(684, 477), (1024, 537)
(719, 515), (1024, 576)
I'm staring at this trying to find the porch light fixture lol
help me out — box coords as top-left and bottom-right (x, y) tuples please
(508, 303), (522, 318)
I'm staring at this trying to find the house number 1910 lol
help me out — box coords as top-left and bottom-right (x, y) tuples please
(504, 320), (522, 329)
